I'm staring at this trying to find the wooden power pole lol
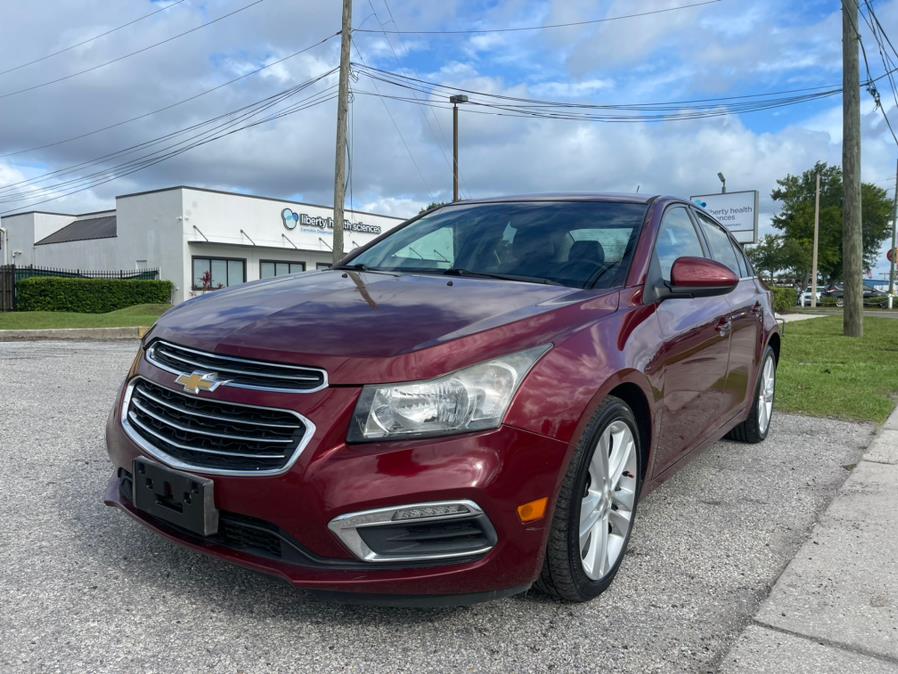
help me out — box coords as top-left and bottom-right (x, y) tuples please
(889, 157), (897, 299)
(811, 171), (820, 308)
(332, 0), (352, 265)
(842, 0), (863, 337)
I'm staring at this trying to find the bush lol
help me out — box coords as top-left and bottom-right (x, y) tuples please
(770, 287), (795, 314)
(17, 277), (173, 313)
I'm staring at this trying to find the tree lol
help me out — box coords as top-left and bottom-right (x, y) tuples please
(770, 161), (892, 282)
(745, 234), (787, 281)
(418, 201), (449, 215)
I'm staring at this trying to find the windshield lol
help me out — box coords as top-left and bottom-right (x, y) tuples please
(345, 201), (647, 289)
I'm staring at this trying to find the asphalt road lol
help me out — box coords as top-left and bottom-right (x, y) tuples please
(0, 341), (874, 673)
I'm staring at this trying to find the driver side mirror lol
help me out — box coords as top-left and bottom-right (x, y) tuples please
(661, 256), (739, 299)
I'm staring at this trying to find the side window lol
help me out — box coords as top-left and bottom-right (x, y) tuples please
(695, 212), (740, 274)
(731, 240), (752, 278)
(392, 226), (455, 269)
(655, 207), (704, 281)
(730, 240), (748, 277)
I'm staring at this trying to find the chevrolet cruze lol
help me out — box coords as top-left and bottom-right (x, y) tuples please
(104, 194), (779, 604)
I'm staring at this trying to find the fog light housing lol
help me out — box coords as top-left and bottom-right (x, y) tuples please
(328, 500), (497, 563)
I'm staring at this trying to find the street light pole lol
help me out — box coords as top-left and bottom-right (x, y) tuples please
(449, 94), (468, 201)
(718, 172), (727, 194)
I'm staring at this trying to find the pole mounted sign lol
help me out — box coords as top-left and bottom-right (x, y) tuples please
(690, 190), (760, 244)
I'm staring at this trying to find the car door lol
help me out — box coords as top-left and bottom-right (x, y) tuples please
(694, 210), (761, 418)
(651, 206), (733, 473)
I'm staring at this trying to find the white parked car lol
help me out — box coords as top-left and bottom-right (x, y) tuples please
(798, 287), (821, 307)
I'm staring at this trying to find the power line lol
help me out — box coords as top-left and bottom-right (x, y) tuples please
(354, 0), (721, 35)
(0, 31), (340, 159)
(350, 44), (429, 191)
(847, 2), (898, 146)
(862, 1), (898, 114)
(0, 0), (189, 77)
(361, 0), (462, 197)
(355, 62), (849, 108)
(1, 88), (338, 215)
(351, 64), (844, 123)
(0, 71), (336, 199)
(0, 0), (265, 100)
(0, 70), (338, 209)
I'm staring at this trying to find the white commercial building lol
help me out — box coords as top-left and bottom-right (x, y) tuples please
(0, 186), (405, 304)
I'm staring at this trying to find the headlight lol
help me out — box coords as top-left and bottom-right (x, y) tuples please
(348, 345), (551, 442)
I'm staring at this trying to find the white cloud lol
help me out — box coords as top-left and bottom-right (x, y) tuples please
(530, 78), (614, 97)
(0, 0), (895, 243)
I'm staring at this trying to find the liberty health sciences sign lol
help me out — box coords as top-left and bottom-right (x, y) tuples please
(690, 190), (759, 244)
(281, 208), (382, 235)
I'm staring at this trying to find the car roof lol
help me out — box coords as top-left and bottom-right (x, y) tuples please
(451, 192), (660, 205)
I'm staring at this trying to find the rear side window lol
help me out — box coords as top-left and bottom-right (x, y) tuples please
(731, 240), (753, 278)
(695, 212), (740, 274)
(655, 207), (704, 281)
(730, 240), (748, 277)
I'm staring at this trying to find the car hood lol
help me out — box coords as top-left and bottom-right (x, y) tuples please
(150, 270), (618, 384)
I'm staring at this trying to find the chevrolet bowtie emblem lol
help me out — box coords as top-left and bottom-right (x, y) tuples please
(175, 371), (228, 394)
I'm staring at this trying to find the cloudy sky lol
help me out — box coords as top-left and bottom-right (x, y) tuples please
(0, 0), (896, 274)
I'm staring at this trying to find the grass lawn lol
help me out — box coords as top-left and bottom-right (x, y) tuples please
(0, 304), (170, 330)
(778, 316), (898, 423)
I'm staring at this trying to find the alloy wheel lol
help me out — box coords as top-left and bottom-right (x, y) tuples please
(579, 420), (638, 580)
(757, 354), (775, 433)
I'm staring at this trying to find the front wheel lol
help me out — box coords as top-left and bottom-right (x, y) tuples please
(726, 346), (776, 443)
(536, 396), (642, 602)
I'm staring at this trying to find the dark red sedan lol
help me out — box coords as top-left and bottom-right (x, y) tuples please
(104, 194), (779, 604)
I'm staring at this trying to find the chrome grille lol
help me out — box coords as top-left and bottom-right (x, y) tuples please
(123, 378), (314, 475)
(146, 340), (327, 393)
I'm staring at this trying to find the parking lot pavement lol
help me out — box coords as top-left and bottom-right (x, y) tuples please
(0, 341), (875, 673)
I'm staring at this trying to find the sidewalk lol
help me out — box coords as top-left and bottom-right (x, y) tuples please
(0, 326), (147, 341)
(776, 313), (827, 324)
(721, 406), (898, 672)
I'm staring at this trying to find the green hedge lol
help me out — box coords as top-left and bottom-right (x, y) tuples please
(17, 277), (173, 313)
(770, 287), (795, 314)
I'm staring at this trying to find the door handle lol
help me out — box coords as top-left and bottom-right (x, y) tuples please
(715, 317), (732, 337)
(751, 302), (763, 316)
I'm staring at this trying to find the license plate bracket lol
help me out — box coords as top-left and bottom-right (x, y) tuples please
(132, 458), (218, 536)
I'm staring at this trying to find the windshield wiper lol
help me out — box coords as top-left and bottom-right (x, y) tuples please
(443, 268), (562, 286)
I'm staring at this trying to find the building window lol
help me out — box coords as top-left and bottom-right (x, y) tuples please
(316, 262), (332, 270)
(260, 260), (306, 279)
(192, 257), (246, 290)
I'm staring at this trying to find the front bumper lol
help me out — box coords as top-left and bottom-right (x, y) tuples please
(104, 367), (570, 599)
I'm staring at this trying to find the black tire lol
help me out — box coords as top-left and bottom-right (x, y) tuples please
(535, 396), (642, 602)
(726, 345), (777, 444)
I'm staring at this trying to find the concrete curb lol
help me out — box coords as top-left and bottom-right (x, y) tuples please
(0, 326), (146, 341)
(721, 405), (898, 671)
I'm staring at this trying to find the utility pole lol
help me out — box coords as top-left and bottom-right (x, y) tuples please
(331, 0), (352, 265)
(889, 157), (897, 301)
(811, 171), (820, 308)
(450, 94), (468, 201)
(842, 0), (863, 337)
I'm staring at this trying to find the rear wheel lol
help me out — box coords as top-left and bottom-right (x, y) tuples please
(726, 346), (776, 443)
(536, 396), (641, 602)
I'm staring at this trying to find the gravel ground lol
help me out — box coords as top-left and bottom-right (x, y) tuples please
(0, 341), (874, 673)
